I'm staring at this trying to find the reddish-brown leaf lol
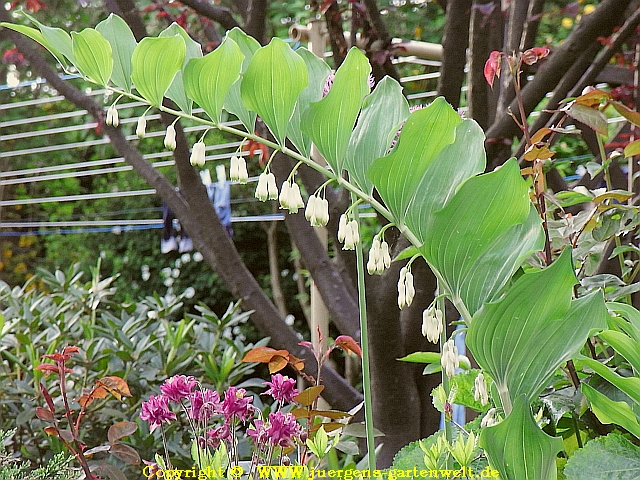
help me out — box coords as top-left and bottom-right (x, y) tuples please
(58, 429), (74, 442)
(97, 376), (131, 400)
(287, 353), (305, 371)
(84, 445), (111, 457)
(523, 145), (555, 161)
(36, 407), (55, 423)
(109, 443), (141, 465)
(294, 385), (325, 407)
(92, 464), (128, 480)
(242, 346), (290, 363)
(575, 88), (611, 107)
(484, 51), (502, 88)
(44, 426), (59, 437)
(530, 127), (553, 144)
(612, 102), (640, 127)
(310, 421), (344, 433)
(522, 46), (550, 65)
(334, 336), (362, 358)
(35, 363), (60, 374)
(290, 407), (311, 420)
(268, 355), (288, 373)
(40, 382), (56, 412)
(310, 409), (352, 420)
(108, 421), (138, 444)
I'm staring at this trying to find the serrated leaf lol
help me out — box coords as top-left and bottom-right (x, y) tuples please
(564, 433), (640, 480)
(241, 37), (307, 145)
(467, 248), (608, 414)
(343, 76), (409, 194)
(71, 28), (112, 86)
(624, 139), (640, 157)
(223, 28), (261, 133)
(567, 103), (608, 135)
(108, 421), (137, 444)
(287, 47), (332, 157)
(581, 383), (640, 439)
(160, 23), (203, 115)
(109, 443), (141, 465)
(301, 47), (371, 172)
(131, 35), (185, 107)
(479, 396), (563, 480)
(96, 14), (137, 92)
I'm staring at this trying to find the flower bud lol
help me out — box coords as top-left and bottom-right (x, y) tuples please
(106, 104), (119, 127)
(266, 172), (278, 200)
(136, 115), (147, 139)
(255, 172), (269, 201)
(190, 141), (206, 166)
(474, 372), (489, 406)
(164, 124), (177, 150)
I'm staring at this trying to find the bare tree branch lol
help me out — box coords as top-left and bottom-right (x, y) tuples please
(177, 0), (241, 31)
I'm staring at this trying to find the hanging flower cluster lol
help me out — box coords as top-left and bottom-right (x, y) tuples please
(305, 194), (329, 227)
(397, 265), (415, 309)
(230, 155), (249, 184)
(441, 338), (460, 378)
(255, 171), (278, 201)
(337, 214), (360, 250)
(421, 305), (443, 343)
(367, 236), (391, 275)
(279, 180), (305, 213)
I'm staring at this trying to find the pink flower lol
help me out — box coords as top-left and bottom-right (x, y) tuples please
(263, 374), (299, 404)
(189, 389), (221, 422)
(140, 394), (176, 433)
(160, 375), (197, 403)
(265, 411), (301, 448)
(247, 418), (268, 444)
(205, 423), (231, 449)
(219, 386), (253, 422)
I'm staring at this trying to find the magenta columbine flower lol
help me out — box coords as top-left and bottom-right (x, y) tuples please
(189, 388), (221, 422)
(160, 375), (197, 403)
(263, 374), (299, 404)
(265, 411), (301, 447)
(205, 423), (232, 449)
(247, 418), (268, 444)
(220, 386), (253, 422)
(140, 394), (176, 433)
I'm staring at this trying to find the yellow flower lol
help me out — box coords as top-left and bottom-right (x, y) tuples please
(562, 17), (573, 29)
(583, 4), (595, 14)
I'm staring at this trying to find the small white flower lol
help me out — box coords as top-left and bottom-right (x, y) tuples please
(381, 240), (391, 269)
(442, 338), (460, 378)
(367, 237), (382, 275)
(397, 266), (408, 309)
(190, 141), (206, 166)
(266, 172), (278, 200)
(289, 182), (304, 212)
(337, 214), (348, 243)
(279, 181), (292, 209)
(255, 172), (269, 201)
(305, 195), (316, 222)
(422, 306), (443, 343)
(343, 220), (360, 250)
(106, 104), (119, 127)
(481, 408), (498, 428)
(136, 115), (147, 139)
(474, 372), (489, 406)
(164, 124), (177, 150)
(230, 156), (248, 184)
(316, 197), (329, 226)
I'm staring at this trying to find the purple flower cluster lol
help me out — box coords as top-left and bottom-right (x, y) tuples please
(160, 375), (197, 402)
(140, 394), (176, 433)
(248, 411), (301, 448)
(263, 374), (298, 404)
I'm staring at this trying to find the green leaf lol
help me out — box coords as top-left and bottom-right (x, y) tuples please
(223, 28), (261, 133)
(397, 351), (440, 364)
(343, 76), (409, 194)
(22, 12), (75, 65)
(393, 245), (419, 262)
(96, 14), (137, 92)
(598, 329), (640, 372)
(131, 35), (185, 107)
(421, 161), (545, 316)
(0, 23), (68, 68)
(287, 47), (332, 158)
(607, 301), (640, 344)
(467, 248), (608, 414)
(564, 433), (640, 480)
(184, 36), (242, 123)
(479, 396), (563, 480)
(301, 47), (371, 171)
(71, 28), (112, 86)
(624, 139), (640, 158)
(580, 356), (640, 406)
(368, 97), (464, 226)
(241, 37), (307, 145)
(160, 23), (203, 115)
(567, 103), (608, 136)
(581, 383), (640, 439)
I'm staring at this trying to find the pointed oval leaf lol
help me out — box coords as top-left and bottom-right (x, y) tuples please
(287, 47), (332, 157)
(301, 47), (370, 171)
(241, 37), (308, 145)
(35, 406), (54, 423)
(612, 101), (640, 127)
(368, 97), (462, 225)
(72, 28), (112, 86)
(597, 329), (640, 372)
(567, 103), (608, 135)
(581, 383), (640, 439)
(479, 396), (563, 480)
(224, 28), (261, 133)
(22, 12), (75, 64)
(96, 14), (137, 92)
(131, 35), (185, 107)
(343, 76), (409, 194)
(160, 23), (203, 115)
(109, 443), (141, 465)
(184, 36), (242, 124)
(467, 248), (608, 413)
(0, 23), (68, 67)
(624, 139), (640, 158)
(108, 421), (138, 444)
(268, 355), (288, 373)
(294, 385), (325, 407)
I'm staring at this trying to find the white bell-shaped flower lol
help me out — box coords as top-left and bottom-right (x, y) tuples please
(136, 115), (147, 139)
(164, 124), (177, 150)
(190, 141), (206, 166)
